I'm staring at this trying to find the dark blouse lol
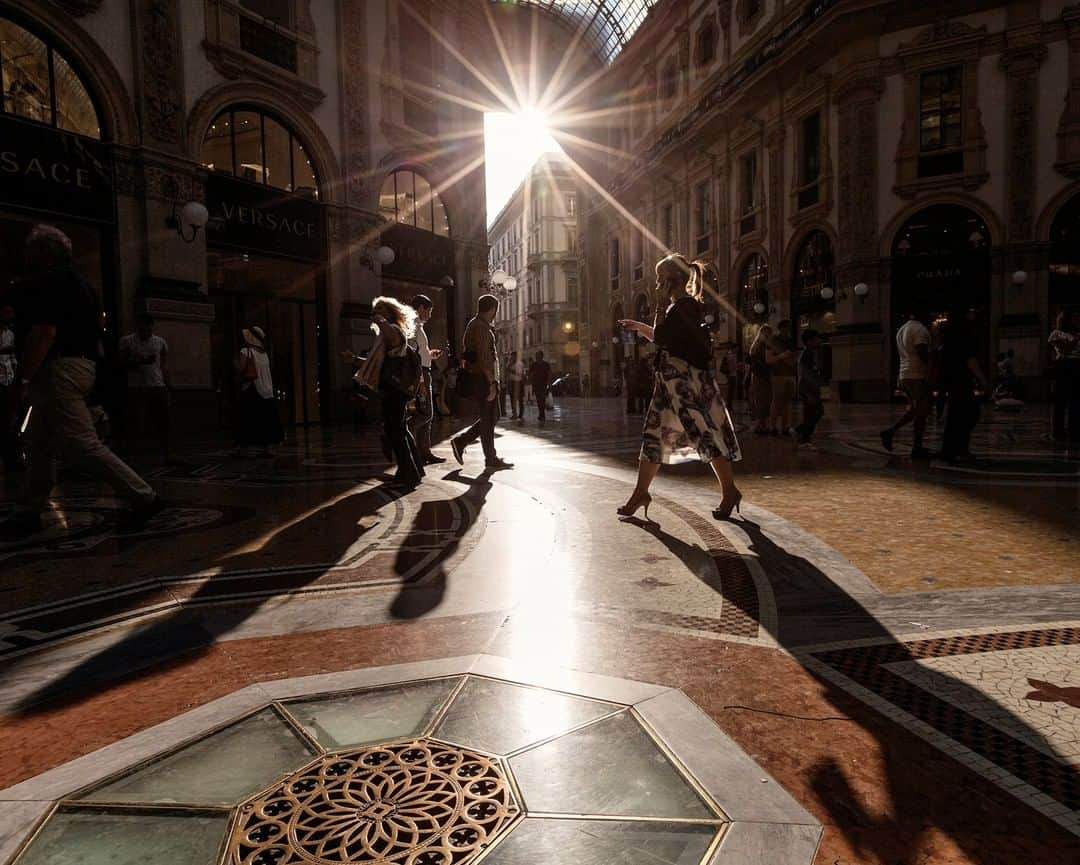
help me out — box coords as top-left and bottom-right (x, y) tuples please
(654, 296), (711, 370)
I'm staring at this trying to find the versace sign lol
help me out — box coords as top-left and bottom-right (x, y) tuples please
(381, 223), (454, 286)
(205, 174), (325, 262)
(0, 115), (114, 223)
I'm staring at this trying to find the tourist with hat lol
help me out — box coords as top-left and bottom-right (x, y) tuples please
(235, 326), (282, 458)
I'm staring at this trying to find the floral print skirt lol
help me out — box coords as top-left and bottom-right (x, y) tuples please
(640, 353), (742, 464)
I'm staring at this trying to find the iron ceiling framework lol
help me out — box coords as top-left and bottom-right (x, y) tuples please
(498, 0), (662, 64)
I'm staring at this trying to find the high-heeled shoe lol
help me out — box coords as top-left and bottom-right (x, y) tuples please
(712, 490), (743, 520)
(617, 492), (652, 521)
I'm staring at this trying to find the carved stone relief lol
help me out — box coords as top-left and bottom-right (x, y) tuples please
(1057, 6), (1080, 177)
(1002, 40), (1047, 240)
(139, 0), (185, 148)
(837, 83), (880, 264)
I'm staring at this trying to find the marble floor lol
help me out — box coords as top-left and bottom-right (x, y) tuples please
(0, 398), (1077, 864)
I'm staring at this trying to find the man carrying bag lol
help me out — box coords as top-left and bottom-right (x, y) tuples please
(450, 295), (512, 469)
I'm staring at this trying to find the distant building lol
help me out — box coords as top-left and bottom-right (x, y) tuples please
(571, 0), (1080, 400)
(488, 154), (581, 376)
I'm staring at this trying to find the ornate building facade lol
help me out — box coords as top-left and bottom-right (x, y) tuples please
(488, 154), (581, 376)
(0, 0), (499, 428)
(571, 0), (1080, 399)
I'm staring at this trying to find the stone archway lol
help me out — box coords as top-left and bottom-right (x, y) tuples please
(1046, 191), (1080, 320)
(889, 203), (992, 377)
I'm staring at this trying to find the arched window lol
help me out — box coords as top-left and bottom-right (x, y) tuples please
(379, 169), (451, 237)
(738, 253), (768, 351)
(738, 253), (768, 318)
(695, 20), (718, 68)
(792, 231), (835, 319)
(1049, 193), (1080, 317)
(200, 106), (319, 199)
(0, 16), (100, 138)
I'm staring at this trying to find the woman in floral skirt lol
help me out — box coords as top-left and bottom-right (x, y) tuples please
(617, 254), (743, 521)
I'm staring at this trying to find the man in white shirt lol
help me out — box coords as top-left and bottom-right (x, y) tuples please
(409, 295), (444, 465)
(118, 313), (171, 462)
(881, 312), (932, 457)
(509, 351), (525, 419)
(0, 303), (19, 471)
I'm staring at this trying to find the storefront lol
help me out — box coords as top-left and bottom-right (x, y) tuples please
(790, 231), (836, 379)
(199, 104), (329, 427)
(890, 204), (992, 378)
(0, 14), (116, 332)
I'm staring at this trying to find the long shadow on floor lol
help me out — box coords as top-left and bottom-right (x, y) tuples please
(6, 482), (406, 713)
(623, 514), (1078, 864)
(387, 469), (493, 620)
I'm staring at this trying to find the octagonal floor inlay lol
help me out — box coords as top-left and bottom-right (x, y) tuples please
(230, 740), (518, 864)
(2, 660), (821, 865)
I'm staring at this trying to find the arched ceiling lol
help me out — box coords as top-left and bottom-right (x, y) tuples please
(494, 0), (661, 64)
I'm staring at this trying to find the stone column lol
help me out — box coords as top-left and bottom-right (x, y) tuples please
(765, 122), (785, 324)
(833, 69), (885, 401)
(1002, 26), (1049, 392)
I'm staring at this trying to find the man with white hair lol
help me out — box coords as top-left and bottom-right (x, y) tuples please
(0, 225), (162, 541)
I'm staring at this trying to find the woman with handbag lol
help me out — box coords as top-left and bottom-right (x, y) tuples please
(371, 296), (425, 487)
(616, 255), (743, 521)
(234, 326), (282, 458)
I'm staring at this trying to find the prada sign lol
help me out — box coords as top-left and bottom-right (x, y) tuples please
(0, 115), (114, 223)
(206, 174), (325, 262)
(381, 223), (454, 286)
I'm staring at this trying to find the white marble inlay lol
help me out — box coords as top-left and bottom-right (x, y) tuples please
(885, 645), (1080, 764)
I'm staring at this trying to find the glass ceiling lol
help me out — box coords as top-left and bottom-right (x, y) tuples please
(500, 0), (661, 64)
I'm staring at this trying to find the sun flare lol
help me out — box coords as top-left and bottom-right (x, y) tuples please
(485, 108), (564, 224)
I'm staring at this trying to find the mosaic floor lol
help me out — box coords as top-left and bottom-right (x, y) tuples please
(0, 400), (1077, 864)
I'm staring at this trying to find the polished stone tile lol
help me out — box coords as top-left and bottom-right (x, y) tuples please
(12, 807), (228, 865)
(509, 712), (715, 820)
(76, 708), (313, 805)
(282, 677), (459, 749)
(485, 817), (719, 864)
(432, 676), (618, 755)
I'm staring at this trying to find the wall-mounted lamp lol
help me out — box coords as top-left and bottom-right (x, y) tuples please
(360, 245), (395, 270)
(167, 200), (209, 243)
(820, 286), (835, 301)
(440, 275), (455, 288)
(611, 336), (620, 345)
(853, 282), (870, 300)
(753, 302), (766, 315)
(1011, 270), (1028, 289)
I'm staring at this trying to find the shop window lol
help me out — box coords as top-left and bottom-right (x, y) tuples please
(693, 181), (711, 255)
(0, 16), (101, 139)
(200, 105), (321, 198)
(739, 253), (769, 330)
(738, 151), (758, 235)
(378, 169), (451, 236)
(263, 114), (291, 191)
(695, 20), (718, 68)
(797, 112), (822, 209)
(918, 67), (963, 177)
(234, 110), (264, 182)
